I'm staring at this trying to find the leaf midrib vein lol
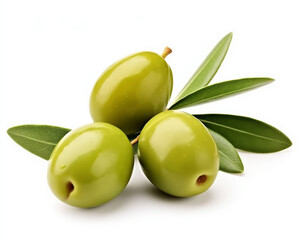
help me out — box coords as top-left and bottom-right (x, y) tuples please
(200, 119), (287, 145)
(219, 150), (241, 168)
(9, 132), (57, 146)
(175, 81), (268, 108)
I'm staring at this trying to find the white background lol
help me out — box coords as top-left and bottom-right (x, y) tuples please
(1, 0), (299, 239)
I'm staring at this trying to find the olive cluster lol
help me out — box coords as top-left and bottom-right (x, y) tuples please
(48, 49), (219, 208)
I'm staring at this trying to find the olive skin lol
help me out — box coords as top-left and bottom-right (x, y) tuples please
(138, 111), (219, 197)
(47, 122), (134, 208)
(90, 51), (173, 135)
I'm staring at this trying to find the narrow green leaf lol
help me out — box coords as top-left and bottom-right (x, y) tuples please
(195, 114), (292, 153)
(7, 125), (70, 160)
(170, 78), (274, 110)
(171, 32), (233, 106)
(208, 129), (244, 173)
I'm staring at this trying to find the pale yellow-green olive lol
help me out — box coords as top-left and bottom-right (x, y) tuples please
(90, 51), (173, 135)
(138, 110), (219, 197)
(48, 122), (134, 208)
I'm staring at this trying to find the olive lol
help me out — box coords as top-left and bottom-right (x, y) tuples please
(47, 122), (134, 208)
(138, 110), (219, 197)
(90, 48), (173, 135)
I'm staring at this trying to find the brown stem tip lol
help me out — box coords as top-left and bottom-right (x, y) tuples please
(161, 47), (172, 59)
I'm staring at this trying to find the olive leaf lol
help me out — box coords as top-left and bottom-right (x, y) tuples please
(171, 32), (233, 107)
(195, 114), (292, 153)
(169, 77), (274, 110)
(208, 129), (244, 173)
(7, 125), (70, 160)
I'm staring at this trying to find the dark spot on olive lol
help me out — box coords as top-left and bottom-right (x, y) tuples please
(196, 175), (207, 185)
(66, 181), (74, 199)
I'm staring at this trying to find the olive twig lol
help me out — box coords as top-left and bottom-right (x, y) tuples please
(130, 135), (140, 146)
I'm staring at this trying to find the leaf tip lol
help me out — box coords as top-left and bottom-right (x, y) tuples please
(285, 137), (293, 148)
(220, 167), (244, 174)
(228, 163), (244, 174)
(225, 32), (233, 42)
(276, 130), (292, 152)
(7, 126), (15, 138)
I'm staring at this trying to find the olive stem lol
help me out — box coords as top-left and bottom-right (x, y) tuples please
(130, 135), (140, 146)
(161, 47), (172, 58)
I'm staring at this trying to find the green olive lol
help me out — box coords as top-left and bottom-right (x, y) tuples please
(138, 110), (219, 197)
(90, 49), (173, 135)
(47, 122), (134, 208)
